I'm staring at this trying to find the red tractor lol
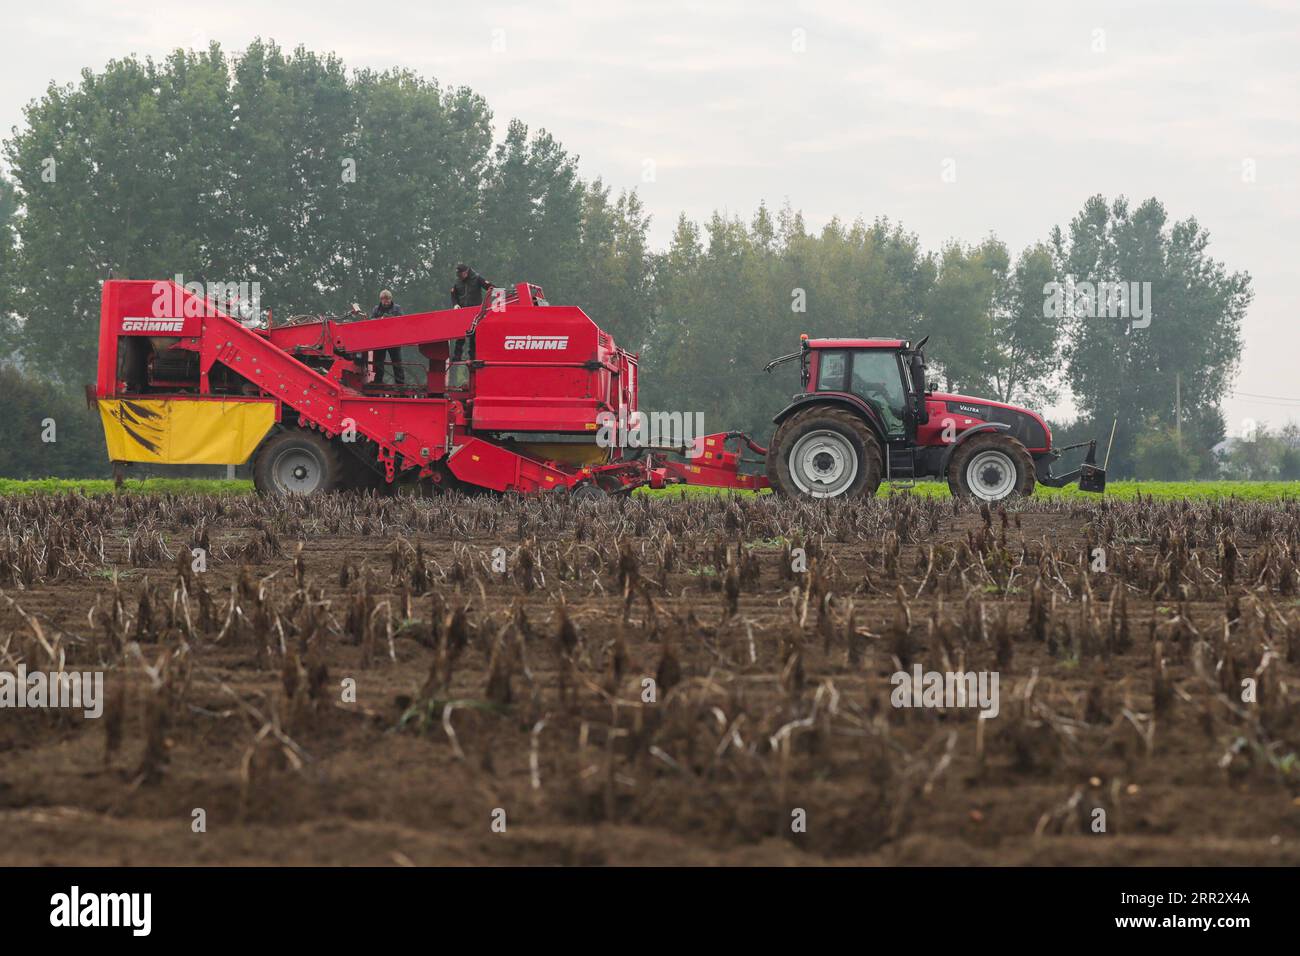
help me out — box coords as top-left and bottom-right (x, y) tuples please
(754, 335), (1105, 501)
(92, 279), (1103, 502)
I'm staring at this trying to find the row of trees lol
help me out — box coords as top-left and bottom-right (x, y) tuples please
(644, 196), (1251, 478)
(0, 41), (1253, 478)
(1210, 425), (1300, 482)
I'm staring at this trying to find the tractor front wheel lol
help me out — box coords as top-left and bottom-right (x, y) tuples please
(946, 433), (1035, 503)
(253, 429), (345, 496)
(767, 407), (883, 499)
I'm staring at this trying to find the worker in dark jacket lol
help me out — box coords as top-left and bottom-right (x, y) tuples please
(450, 265), (493, 362)
(450, 264), (492, 309)
(370, 289), (405, 385)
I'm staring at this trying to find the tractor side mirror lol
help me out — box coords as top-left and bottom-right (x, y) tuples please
(909, 353), (930, 426)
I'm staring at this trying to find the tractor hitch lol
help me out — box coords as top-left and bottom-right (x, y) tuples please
(1036, 438), (1106, 493)
(1077, 462), (1107, 493)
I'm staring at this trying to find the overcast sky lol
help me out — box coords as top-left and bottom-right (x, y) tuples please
(4, 0), (1297, 430)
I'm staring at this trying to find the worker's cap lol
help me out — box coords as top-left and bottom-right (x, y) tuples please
(455, 263), (468, 272)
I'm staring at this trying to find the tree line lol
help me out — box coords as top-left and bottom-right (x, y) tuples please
(0, 40), (1253, 479)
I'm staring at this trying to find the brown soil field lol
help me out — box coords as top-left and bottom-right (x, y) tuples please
(1, 491), (1298, 865)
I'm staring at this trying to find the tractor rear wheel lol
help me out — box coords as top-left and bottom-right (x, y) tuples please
(767, 406), (883, 499)
(946, 433), (1035, 503)
(253, 429), (345, 496)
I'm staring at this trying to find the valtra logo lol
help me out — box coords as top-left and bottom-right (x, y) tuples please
(504, 335), (568, 351)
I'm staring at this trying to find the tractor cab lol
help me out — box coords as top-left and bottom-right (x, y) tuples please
(802, 336), (930, 440)
(767, 334), (931, 446)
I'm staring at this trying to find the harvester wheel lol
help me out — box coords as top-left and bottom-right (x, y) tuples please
(947, 432), (1035, 503)
(767, 406), (883, 499)
(253, 429), (345, 496)
(342, 453), (386, 494)
(571, 484), (608, 502)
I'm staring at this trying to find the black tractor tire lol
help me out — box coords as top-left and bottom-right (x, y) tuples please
(252, 429), (346, 496)
(946, 432), (1036, 502)
(766, 406), (883, 499)
(571, 483), (608, 503)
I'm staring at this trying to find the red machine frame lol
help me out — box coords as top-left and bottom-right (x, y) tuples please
(95, 279), (768, 494)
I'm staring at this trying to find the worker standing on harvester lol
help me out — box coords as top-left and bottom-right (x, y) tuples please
(451, 263), (492, 309)
(450, 264), (493, 362)
(370, 289), (405, 385)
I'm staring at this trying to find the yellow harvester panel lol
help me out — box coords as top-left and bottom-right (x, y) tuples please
(516, 442), (610, 466)
(99, 398), (276, 465)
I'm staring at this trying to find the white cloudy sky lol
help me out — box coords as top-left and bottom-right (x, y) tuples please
(4, 0), (1298, 430)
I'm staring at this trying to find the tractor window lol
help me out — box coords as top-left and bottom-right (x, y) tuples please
(815, 351), (848, 391)
(850, 350), (906, 436)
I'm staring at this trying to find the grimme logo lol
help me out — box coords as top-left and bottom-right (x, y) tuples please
(49, 886), (151, 936)
(504, 335), (568, 351)
(121, 317), (185, 332)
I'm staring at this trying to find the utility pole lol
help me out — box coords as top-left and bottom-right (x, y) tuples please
(1175, 372), (1182, 450)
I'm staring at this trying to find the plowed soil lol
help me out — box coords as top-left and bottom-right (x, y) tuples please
(1, 491), (1298, 865)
